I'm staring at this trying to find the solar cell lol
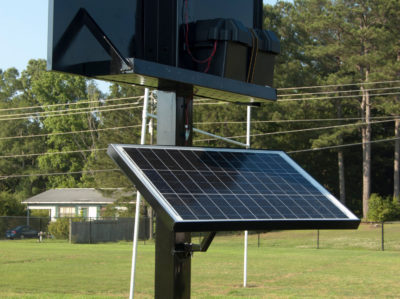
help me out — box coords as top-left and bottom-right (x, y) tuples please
(108, 145), (360, 231)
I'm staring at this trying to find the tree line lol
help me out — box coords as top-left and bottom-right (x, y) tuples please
(1, 0), (400, 220)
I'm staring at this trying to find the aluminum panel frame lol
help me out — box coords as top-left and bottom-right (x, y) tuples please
(108, 144), (360, 232)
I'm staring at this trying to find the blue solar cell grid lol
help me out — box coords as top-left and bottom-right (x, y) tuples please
(123, 147), (351, 222)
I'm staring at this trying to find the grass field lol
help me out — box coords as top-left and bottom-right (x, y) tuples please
(1, 223), (399, 298)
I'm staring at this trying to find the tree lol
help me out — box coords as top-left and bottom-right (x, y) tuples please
(23, 60), (98, 188)
(0, 191), (25, 216)
(0, 66), (47, 200)
(81, 83), (144, 188)
(374, 0), (400, 201)
(282, 0), (398, 218)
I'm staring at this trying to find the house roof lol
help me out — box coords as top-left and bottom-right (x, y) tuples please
(23, 188), (134, 205)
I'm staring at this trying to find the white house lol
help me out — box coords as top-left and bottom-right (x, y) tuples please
(23, 188), (131, 221)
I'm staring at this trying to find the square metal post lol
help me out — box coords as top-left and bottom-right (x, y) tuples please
(155, 89), (193, 299)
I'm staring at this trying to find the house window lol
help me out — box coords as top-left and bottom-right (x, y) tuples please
(79, 207), (88, 218)
(59, 207), (76, 217)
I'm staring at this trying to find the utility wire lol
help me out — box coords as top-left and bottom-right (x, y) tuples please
(1, 80), (397, 113)
(277, 79), (400, 91)
(193, 119), (395, 143)
(0, 105), (144, 122)
(288, 137), (400, 154)
(0, 168), (121, 180)
(277, 91), (400, 102)
(1, 115), (397, 142)
(194, 115), (400, 126)
(0, 124), (143, 141)
(191, 87), (400, 104)
(3, 114), (397, 142)
(278, 85), (400, 98)
(0, 101), (143, 120)
(0, 148), (107, 159)
(1, 119), (393, 157)
(0, 95), (143, 114)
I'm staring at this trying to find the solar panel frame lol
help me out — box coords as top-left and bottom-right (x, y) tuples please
(108, 144), (360, 232)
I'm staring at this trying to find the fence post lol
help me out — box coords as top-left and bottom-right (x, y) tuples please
(69, 218), (72, 244)
(317, 230), (320, 249)
(89, 218), (92, 244)
(381, 221), (384, 251)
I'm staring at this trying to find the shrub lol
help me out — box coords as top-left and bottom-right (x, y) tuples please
(367, 194), (400, 222)
(48, 218), (70, 239)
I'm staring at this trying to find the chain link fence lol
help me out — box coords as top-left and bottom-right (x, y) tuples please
(0, 216), (51, 240)
(0, 216), (152, 243)
(1, 217), (399, 251)
(244, 222), (400, 251)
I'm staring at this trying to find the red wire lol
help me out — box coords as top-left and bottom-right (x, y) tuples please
(184, 0), (218, 72)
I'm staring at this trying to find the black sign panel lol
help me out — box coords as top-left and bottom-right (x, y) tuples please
(48, 0), (278, 103)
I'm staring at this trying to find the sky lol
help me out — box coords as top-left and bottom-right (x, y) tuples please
(0, 0), (280, 92)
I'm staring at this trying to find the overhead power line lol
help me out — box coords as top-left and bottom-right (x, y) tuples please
(190, 85), (400, 104)
(7, 118), (386, 158)
(0, 168), (121, 180)
(278, 85), (400, 98)
(194, 115), (400, 126)
(277, 79), (400, 91)
(193, 119), (395, 143)
(0, 148), (107, 159)
(1, 115), (398, 142)
(0, 124), (143, 141)
(0, 105), (144, 122)
(277, 91), (400, 102)
(0, 101), (143, 120)
(0, 95), (143, 114)
(288, 137), (400, 154)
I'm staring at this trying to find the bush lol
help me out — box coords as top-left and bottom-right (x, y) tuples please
(368, 194), (400, 222)
(48, 218), (70, 239)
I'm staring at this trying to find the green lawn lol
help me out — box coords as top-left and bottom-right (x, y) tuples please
(0, 224), (399, 298)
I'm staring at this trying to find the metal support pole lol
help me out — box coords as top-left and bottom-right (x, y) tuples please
(193, 128), (247, 147)
(69, 218), (72, 244)
(155, 89), (193, 299)
(243, 230), (248, 288)
(89, 218), (92, 244)
(246, 106), (251, 149)
(148, 94), (154, 240)
(317, 230), (320, 249)
(130, 88), (150, 299)
(244, 106), (251, 288)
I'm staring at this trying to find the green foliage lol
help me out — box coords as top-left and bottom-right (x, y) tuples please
(98, 189), (137, 218)
(30, 210), (51, 217)
(48, 218), (70, 239)
(367, 194), (400, 222)
(0, 192), (25, 216)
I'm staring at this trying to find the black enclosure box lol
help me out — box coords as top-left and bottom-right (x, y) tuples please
(182, 19), (280, 86)
(48, 0), (280, 103)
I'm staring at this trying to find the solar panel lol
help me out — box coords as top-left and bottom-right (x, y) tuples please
(108, 145), (360, 232)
